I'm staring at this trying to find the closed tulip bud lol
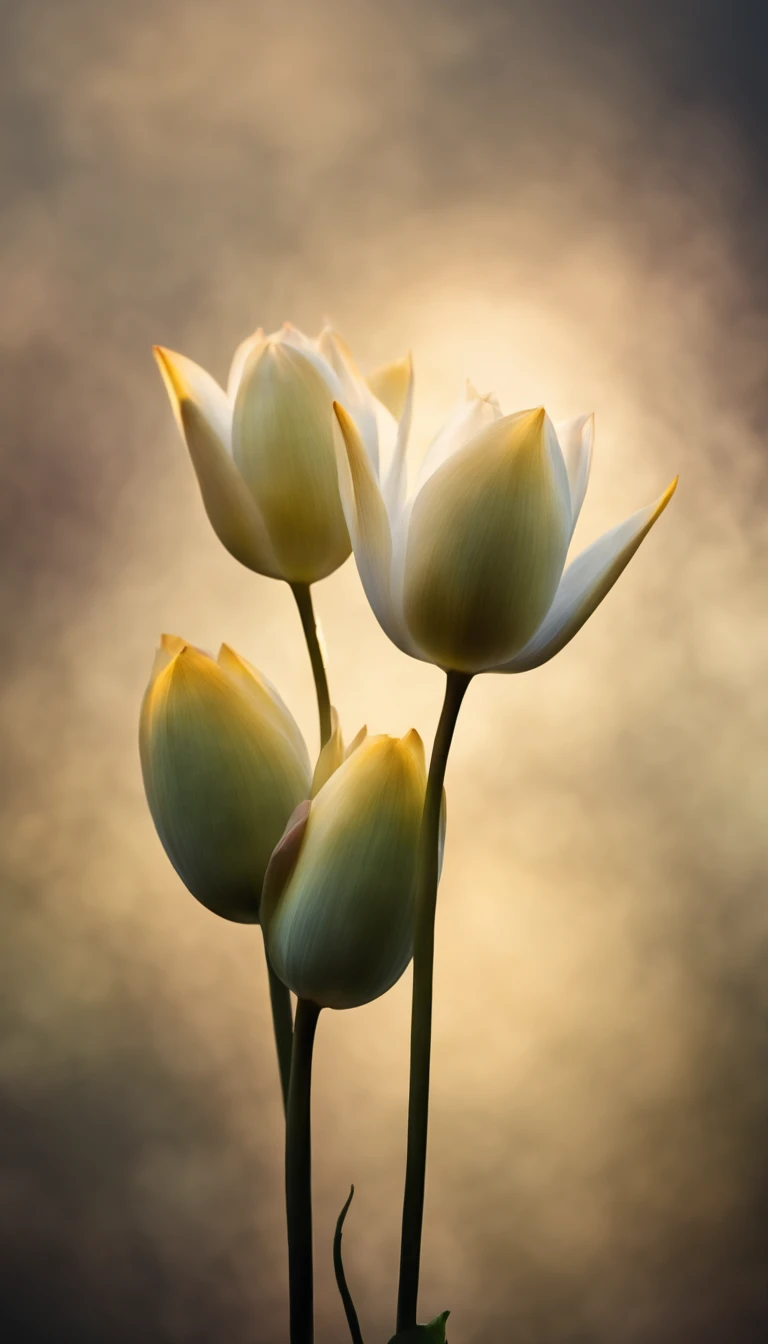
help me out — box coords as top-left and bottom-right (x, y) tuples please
(140, 636), (312, 923)
(262, 730), (427, 1009)
(153, 324), (412, 585)
(333, 386), (677, 674)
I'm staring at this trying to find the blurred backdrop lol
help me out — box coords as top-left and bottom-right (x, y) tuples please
(2, 1), (768, 1340)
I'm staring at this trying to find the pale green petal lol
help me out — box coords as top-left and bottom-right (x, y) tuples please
(140, 643), (311, 922)
(154, 346), (282, 578)
(403, 408), (572, 672)
(555, 413), (594, 533)
(499, 478), (678, 672)
(217, 643), (312, 778)
(232, 340), (351, 583)
(366, 354), (413, 421)
(264, 734), (424, 1008)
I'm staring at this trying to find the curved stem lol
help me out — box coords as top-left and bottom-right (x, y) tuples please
(396, 670), (472, 1332)
(291, 583), (332, 749)
(263, 933), (293, 1116)
(286, 997), (321, 1344)
(334, 1186), (365, 1344)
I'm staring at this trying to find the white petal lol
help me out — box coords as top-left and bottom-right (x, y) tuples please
(556, 413), (594, 533)
(228, 329), (265, 400)
(318, 327), (381, 472)
(332, 403), (417, 655)
(415, 381), (504, 491)
(153, 347), (282, 578)
(499, 478), (678, 672)
(366, 354), (413, 421)
(381, 353), (414, 521)
(232, 340), (350, 583)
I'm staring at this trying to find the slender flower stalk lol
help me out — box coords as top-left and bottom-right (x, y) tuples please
(292, 583), (333, 749)
(397, 671), (472, 1332)
(286, 997), (322, 1344)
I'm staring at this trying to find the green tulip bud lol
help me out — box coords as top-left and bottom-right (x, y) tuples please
(139, 635), (312, 922)
(262, 730), (427, 1009)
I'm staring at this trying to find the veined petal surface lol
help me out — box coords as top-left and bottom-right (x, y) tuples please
(154, 347), (282, 577)
(403, 408), (572, 672)
(415, 383), (503, 491)
(499, 478), (678, 672)
(233, 341), (351, 583)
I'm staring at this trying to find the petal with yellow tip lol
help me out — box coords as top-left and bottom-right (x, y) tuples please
(403, 408), (572, 672)
(366, 354), (414, 422)
(311, 707), (345, 797)
(140, 641), (311, 923)
(153, 346), (282, 578)
(499, 478), (678, 672)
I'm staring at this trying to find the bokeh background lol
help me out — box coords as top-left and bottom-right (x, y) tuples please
(2, 1), (768, 1340)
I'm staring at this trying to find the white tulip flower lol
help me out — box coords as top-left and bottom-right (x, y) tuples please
(153, 324), (412, 585)
(333, 385), (677, 674)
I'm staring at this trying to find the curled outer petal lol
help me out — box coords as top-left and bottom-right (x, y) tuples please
(154, 347), (282, 577)
(556, 413), (594, 534)
(403, 408), (572, 672)
(262, 733), (425, 1009)
(333, 402), (417, 655)
(140, 640), (311, 923)
(499, 478), (678, 672)
(233, 341), (351, 583)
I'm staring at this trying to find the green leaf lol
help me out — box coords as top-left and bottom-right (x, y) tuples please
(387, 1310), (450, 1343)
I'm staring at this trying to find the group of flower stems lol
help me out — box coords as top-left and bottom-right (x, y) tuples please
(144, 322), (675, 1342)
(290, 586), (460, 1344)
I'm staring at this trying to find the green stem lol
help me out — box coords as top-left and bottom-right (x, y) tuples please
(263, 933), (293, 1117)
(286, 997), (321, 1344)
(291, 583), (332, 749)
(396, 670), (472, 1332)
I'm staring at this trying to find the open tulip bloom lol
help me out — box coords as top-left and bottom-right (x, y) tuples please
(334, 385), (677, 1333)
(154, 325), (412, 748)
(143, 332), (677, 1344)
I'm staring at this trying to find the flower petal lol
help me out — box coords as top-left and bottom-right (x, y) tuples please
(154, 347), (282, 578)
(232, 341), (351, 583)
(556, 413), (594, 533)
(499, 478), (678, 672)
(217, 643), (312, 777)
(366, 354), (413, 421)
(228, 328), (265, 400)
(333, 402), (417, 655)
(318, 327), (381, 471)
(415, 381), (504, 491)
(403, 408), (572, 672)
(382, 353), (414, 521)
